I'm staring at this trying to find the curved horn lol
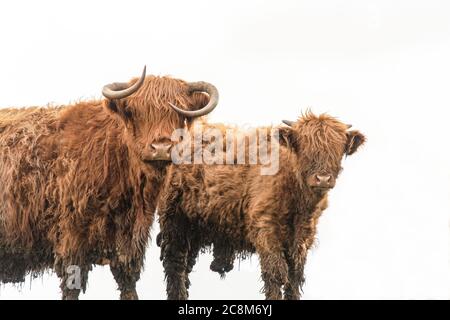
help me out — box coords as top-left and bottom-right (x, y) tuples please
(282, 120), (295, 127)
(168, 81), (219, 118)
(102, 66), (146, 100)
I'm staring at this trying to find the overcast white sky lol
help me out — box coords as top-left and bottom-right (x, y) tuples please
(0, 0), (449, 299)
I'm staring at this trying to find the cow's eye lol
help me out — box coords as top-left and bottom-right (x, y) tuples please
(123, 107), (134, 120)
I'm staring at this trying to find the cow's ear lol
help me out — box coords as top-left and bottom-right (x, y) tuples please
(277, 127), (299, 151)
(345, 130), (366, 155)
(105, 99), (120, 113)
(103, 99), (133, 122)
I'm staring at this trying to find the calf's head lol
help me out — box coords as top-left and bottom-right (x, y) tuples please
(280, 112), (365, 193)
(102, 66), (218, 162)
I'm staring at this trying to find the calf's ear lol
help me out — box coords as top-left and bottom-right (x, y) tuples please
(345, 130), (366, 155)
(276, 127), (299, 152)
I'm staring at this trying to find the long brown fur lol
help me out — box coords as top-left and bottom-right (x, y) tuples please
(0, 74), (209, 299)
(158, 112), (365, 300)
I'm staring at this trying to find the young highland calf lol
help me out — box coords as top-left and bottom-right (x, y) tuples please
(0, 67), (219, 299)
(158, 112), (365, 300)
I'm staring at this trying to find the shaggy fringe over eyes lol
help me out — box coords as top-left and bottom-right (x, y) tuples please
(293, 111), (349, 169)
(121, 76), (208, 118)
(114, 76), (209, 141)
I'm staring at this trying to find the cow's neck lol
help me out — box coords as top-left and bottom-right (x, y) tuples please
(120, 132), (170, 198)
(57, 102), (170, 195)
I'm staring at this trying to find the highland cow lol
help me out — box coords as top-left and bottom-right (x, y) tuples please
(157, 112), (365, 300)
(0, 67), (219, 299)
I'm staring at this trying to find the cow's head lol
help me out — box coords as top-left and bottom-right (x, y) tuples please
(102, 66), (218, 162)
(279, 112), (365, 194)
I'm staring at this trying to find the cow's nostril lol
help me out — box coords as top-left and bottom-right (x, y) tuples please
(316, 175), (332, 184)
(144, 143), (173, 161)
(150, 144), (160, 152)
(151, 143), (172, 152)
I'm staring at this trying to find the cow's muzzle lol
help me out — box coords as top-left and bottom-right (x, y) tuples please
(307, 174), (335, 191)
(142, 142), (173, 161)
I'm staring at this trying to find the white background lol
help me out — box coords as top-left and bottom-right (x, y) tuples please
(0, 0), (449, 299)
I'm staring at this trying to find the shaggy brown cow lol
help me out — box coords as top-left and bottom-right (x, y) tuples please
(158, 112), (365, 299)
(0, 67), (219, 299)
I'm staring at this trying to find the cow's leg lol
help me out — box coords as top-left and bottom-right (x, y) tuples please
(283, 253), (305, 300)
(161, 227), (201, 294)
(110, 258), (141, 300)
(160, 219), (189, 300)
(162, 237), (189, 300)
(55, 258), (90, 300)
(158, 183), (191, 300)
(184, 239), (202, 296)
(259, 252), (288, 300)
(251, 231), (288, 300)
(284, 206), (320, 300)
(163, 243), (189, 299)
(159, 230), (199, 292)
(253, 226), (288, 300)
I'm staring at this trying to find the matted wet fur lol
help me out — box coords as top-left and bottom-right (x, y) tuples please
(0, 74), (210, 299)
(158, 112), (365, 300)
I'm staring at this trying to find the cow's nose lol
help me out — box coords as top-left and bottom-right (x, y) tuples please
(316, 174), (332, 186)
(148, 142), (172, 161)
(150, 143), (172, 151)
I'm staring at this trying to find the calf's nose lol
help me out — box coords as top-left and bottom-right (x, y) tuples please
(316, 174), (332, 186)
